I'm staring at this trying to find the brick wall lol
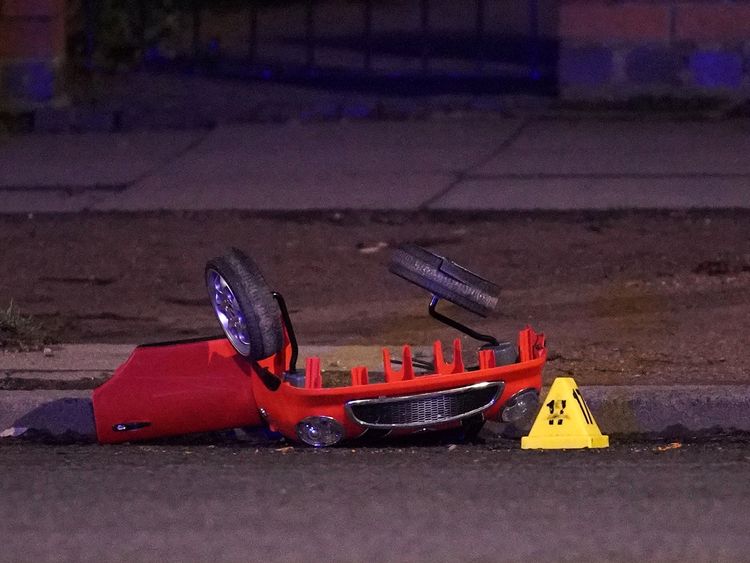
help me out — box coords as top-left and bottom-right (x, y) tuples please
(559, 1), (750, 100)
(0, 0), (66, 109)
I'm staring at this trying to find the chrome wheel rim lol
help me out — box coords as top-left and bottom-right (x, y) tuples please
(207, 269), (251, 356)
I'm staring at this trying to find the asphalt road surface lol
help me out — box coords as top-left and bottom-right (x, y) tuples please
(1, 436), (749, 562)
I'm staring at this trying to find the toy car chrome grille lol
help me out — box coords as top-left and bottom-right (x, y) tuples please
(345, 381), (504, 429)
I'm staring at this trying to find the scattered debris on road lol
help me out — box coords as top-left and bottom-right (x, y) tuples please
(654, 442), (682, 452)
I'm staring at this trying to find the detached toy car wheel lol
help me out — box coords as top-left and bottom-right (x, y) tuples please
(389, 244), (500, 317)
(205, 248), (283, 360)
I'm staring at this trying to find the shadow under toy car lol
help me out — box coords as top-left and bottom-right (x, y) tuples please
(93, 245), (547, 446)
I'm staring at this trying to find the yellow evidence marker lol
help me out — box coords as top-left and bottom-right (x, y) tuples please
(521, 377), (609, 449)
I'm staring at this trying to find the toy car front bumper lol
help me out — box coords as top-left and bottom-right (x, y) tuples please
(344, 380), (504, 429)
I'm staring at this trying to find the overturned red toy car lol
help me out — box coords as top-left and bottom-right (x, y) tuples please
(93, 245), (546, 447)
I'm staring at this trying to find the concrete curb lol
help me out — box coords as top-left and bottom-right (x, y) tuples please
(3, 344), (749, 442)
(578, 385), (750, 436)
(1, 385), (749, 443)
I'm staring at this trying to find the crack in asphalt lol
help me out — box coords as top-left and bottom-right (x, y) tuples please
(417, 117), (532, 209)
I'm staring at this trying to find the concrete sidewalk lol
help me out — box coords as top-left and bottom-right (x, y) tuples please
(1, 344), (749, 441)
(2, 117), (749, 442)
(1, 117), (750, 213)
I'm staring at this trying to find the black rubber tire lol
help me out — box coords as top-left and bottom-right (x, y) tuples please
(389, 244), (500, 317)
(205, 248), (283, 360)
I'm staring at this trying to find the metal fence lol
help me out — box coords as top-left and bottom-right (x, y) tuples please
(75, 0), (557, 95)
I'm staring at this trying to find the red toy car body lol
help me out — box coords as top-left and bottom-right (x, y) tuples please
(93, 246), (547, 446)
(94, 328), (545, 446)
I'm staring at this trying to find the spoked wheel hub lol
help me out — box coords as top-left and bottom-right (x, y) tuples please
(207, 269), (251, 356)
(204, 248), (284, 361)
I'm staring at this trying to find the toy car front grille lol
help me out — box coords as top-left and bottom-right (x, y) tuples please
(345, 381), (504, 429)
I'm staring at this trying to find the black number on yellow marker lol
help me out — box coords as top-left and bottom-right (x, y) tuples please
(546, 399), (567, 425)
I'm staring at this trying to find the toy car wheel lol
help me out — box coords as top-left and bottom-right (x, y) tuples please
(205, 248), (284, 360)
(389, 244), (500, 317)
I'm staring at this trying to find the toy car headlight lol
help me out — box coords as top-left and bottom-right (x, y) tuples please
(501, 389), (539, 423)
(296, 416), (344, 447)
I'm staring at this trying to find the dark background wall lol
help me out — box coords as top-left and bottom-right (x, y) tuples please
(560, 1), (750, 100)
(2, 0), (750, 110)
(0, 0), (66, 109)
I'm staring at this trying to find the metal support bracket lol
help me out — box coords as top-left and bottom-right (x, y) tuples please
(428, 295), (499, 346)
(272, 291), (299, 374)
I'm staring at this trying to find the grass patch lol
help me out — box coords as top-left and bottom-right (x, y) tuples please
(0, 301), (57, 352)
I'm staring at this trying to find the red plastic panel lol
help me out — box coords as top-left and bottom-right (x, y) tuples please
(383, 345), (416, 382)
(304, 356), (323, 389)
(93, 338), (262, 444)
(432, 338), (465, 375)
(518, 326), (546, 362)
(382, 348), (397, 382)
(351, 366), (369, 386)
(478, 349), (495, 370)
